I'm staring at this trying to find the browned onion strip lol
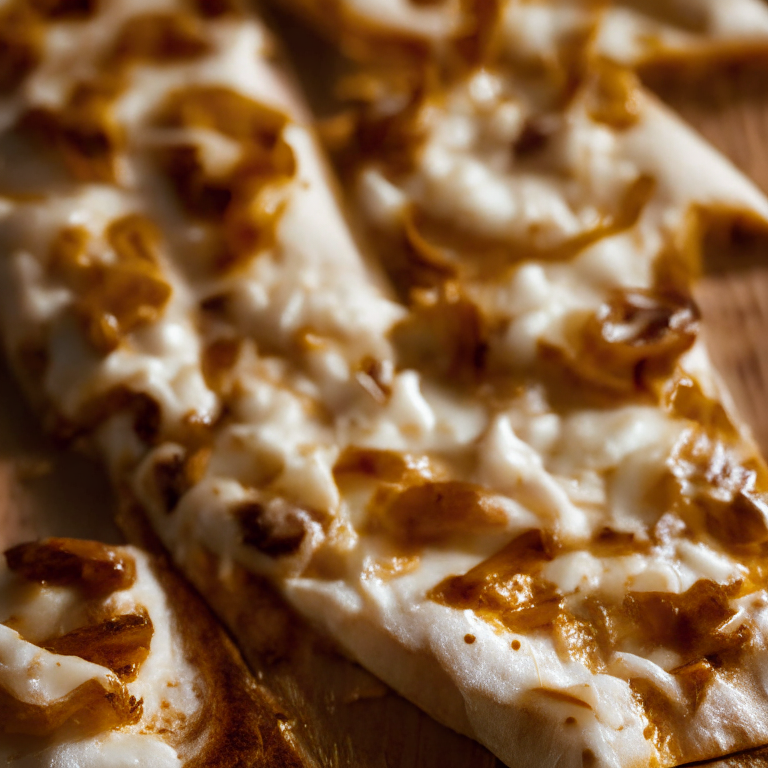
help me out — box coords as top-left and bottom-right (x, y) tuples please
(5, 539), (136, 598)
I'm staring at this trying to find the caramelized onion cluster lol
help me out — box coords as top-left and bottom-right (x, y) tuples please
(550, 289), (701, 398)
(154, 86), (297, 272)
(2, 539), (153, 737)
(5, 538), (136, 597)
(49, 216), (172, 355)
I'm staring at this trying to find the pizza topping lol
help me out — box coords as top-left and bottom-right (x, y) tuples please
(156, 86), (290, 145)
(5, 2), (768, 767)
(392, 282), (488, 380)
(369, 480), (512, 546)
(0, 541), (217, 765)
(18, 74), (125, 184)
(29, 0), (98, 19)
(548, 289), (701, 399)
(109, 13), (211, 64)
(48, 218), (172, 355)
(154, 86), (296, 271)
(0, 668), (142, 737)
(620, 580), (748, 662)
(5, 539), (136, 598)
(152, 447), (211, 513)
(430, 529), (563, 632)
(42, 612), (154, 682)
(0, 7), (43, 94)
(355, 355), (395, 402)
(664, 374), (738, 438)
(586, 60), (642, 130)
(334, 446), (438, 485)
(235, 500), (309, 557)
(666, 428), (768, 550)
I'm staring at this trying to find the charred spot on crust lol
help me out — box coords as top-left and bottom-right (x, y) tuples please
(43, 612), (154, 681)
(234, 501), (307, 558)
(4, 538), (136, 597)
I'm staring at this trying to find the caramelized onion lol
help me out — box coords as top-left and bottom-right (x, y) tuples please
(0, 677), (141, 736)
(623, 580), (747, 659)
(154, 87), (296, 270)
(49, 218), (172, 354)
(371, 481), (509, 546)
(44, 613), (154, 682)
(665, 374), (738, 438)
(334, 447), (436, 485)
(4, 539), (136, 597)
(18, 73), (125, 183)
(555, 288), (700, 397)
(430, 529), (562, 632)
(392, 282), (487, 381)
(0, 7), (43, 93)
(152, 447), (210, 514)
(109, 13), (210, 63)
(202, 337), (242, 390)
(587, 60), (642, 130)
(156, 86), (289, 142)
(670, 428), (768, 548)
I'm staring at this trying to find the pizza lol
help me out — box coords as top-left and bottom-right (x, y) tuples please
(0, 535), (301, 767)
(2, 1), (768, 767)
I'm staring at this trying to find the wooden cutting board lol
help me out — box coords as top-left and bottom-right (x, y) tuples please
(2, 60), (768, 768)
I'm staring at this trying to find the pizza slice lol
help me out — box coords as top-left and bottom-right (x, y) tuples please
(0, 535), (302, 767)
(4, 2), (768, 768)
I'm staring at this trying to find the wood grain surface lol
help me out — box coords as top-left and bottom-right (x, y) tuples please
(2, 55), (768, 768)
